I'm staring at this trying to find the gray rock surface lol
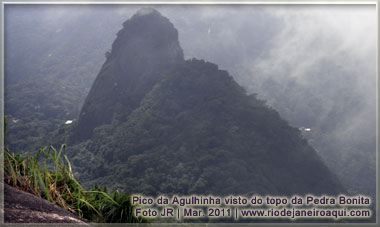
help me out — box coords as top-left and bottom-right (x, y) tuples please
(4, 183), (88, 224)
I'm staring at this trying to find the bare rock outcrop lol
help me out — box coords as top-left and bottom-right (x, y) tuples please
(4, 183), (88, 224)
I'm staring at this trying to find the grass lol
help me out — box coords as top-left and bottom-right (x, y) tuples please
(4, 144), (146, 223)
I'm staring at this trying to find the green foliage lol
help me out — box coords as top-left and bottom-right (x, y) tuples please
(4, 144), (145, 223)
(64, 59), (345, 197)
(4, 6), (123, 154)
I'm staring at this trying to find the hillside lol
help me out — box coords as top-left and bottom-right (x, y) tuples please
(60, 8), (346, 196)
(73, 59), (345, 196)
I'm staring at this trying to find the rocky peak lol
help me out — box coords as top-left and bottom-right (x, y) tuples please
(74, 8), (184, 141)
(110, 7), (183, 66)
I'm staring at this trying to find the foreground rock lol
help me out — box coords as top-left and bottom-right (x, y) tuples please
(4, 183), (88, 223)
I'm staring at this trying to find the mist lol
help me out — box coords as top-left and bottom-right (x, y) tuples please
(4, 4), (376, 197)
(166, 6), (376, 197)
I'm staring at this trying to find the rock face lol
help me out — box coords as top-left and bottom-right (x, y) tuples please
(4, 184), (87, 223)
(71, 8), (346, 196)
(75, 8), (184, 141)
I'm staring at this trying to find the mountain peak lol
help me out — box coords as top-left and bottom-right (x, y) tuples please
(134, 7), (160, 17)
(70, 8), (345, 197)
(75, 8), (183, 141)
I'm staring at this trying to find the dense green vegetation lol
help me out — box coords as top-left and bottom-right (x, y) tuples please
(5, 5), (122, 154)
(59, 59), (345, 197)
